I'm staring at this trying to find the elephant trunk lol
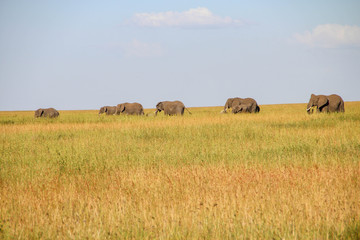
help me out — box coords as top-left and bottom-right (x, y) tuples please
(223, 105), (228, 113)
(306, 103), (313, 114)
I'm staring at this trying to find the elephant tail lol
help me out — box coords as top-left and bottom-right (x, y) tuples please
(340, 101), (345, 112)
(185, 108), (192, 115)
(255, 105), (260, 113)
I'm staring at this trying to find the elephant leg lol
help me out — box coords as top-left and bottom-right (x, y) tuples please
(323, 105), (330, 113)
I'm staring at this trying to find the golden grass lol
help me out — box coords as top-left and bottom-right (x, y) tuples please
(0, 102), (359, 239)
(1, 166), (359, 239)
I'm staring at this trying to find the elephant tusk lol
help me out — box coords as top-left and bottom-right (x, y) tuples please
(306, 107), (312, 111)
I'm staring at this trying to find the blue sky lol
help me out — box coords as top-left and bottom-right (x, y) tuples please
(1, 0), (359, 110)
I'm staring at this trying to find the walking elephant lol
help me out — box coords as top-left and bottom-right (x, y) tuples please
(222, 97), (260, 113)
(98, 106), (116, 115)
(34, 108), (59, 118)
(306, 94), (344, 114)
(114, 102), (144, 115)
(155, 101), (192, 116)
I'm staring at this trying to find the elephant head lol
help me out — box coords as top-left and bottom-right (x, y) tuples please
(220, 98), (235, 113)
(34, 108), (44, 118)
(155, 102), (164, 115)
(225, 98), (234, 110)
(307, 94), (328, 114)
(102, 106), (110, 114)
(119, 104), (126, 113)
(99, 106), (116, 115)
(114, 104), (126, 115)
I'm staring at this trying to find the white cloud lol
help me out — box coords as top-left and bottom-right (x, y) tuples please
(130, 7), (243, 28)
(122, 40), (164, 58)
(294, 24), (360, 48)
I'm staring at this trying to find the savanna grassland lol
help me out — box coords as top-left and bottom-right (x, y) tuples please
(1, 103), (359, 239)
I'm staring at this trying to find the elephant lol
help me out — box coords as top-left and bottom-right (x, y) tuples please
(306, 94), (344, 114)
(232, 103), (252, 114)
(155, 101), (192, 116)
(114, 102), (144, 115)
(221, 97), (260, 113)
(98, 106), (116, 115)
(34, 108), (59, 118)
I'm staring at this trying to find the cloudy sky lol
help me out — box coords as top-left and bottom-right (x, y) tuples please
(1, 0), (359, 110)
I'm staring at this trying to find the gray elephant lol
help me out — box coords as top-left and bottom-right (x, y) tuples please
(222, 97), (260, 113)
(232, 103), (252, 114)
(98, 106), (116, 115)
(306, 94), (344, 114)
(114, 102), (144, 115)
(155, 101), (192, 116)
(34, 108), (59, 118)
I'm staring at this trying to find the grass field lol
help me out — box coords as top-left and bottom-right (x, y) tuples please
(1, 103), (359, 239)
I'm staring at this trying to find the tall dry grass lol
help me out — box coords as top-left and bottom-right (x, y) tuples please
(0, 103), (359, 239)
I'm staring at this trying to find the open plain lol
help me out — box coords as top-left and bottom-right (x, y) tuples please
(0, 103), (359, 239)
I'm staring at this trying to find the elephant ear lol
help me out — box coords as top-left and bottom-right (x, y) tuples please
(104, 107), (108, 113)
(120, 104), (125, 112)
(318, 96), (328, 108)
(156, 102), (163, 110)
(232, 106), (238, 113)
